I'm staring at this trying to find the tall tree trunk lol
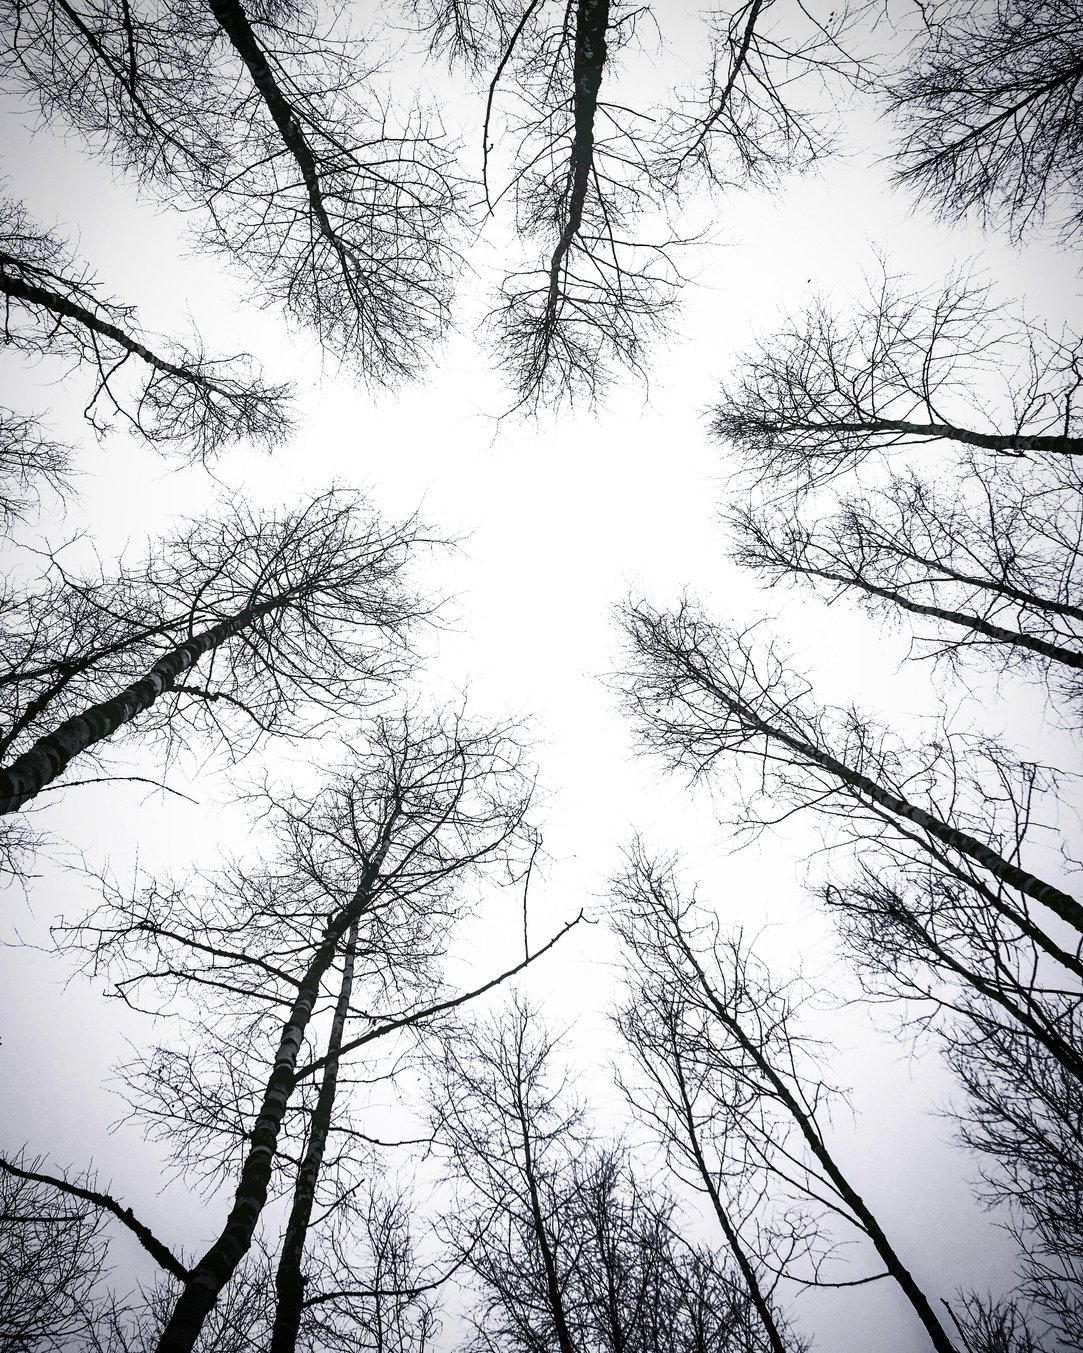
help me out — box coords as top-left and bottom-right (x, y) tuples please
(518, 1107), (577, 1353)
(683, 650), (1083, 933)
(270, 920), (360, 1353)
(543, 0), (609, 323)
(155, 828), (395, 1353)
(668, 1035), (788, 1353)
(795, 563), (1083, 669)
(0, 596), (282, 813)
(677, 939), (958, 1353)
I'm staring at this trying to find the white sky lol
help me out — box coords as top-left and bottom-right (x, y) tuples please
(2, 3), (1082, 1349)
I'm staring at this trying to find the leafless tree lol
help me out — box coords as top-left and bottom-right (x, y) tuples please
(2, 0), (466, 384)
(728, 455), (1083, 711)
(620, 598), (1083, 1344)
(0, 490), (430, 815)
(653, 0), (869, 193)
(433, 997), (586, 1353)
(888, 0), (1083, 244)
(942, 1293), (1045, 1353)
(611, 846), (959, 1353)
(432, 995), (768, 1353)
(49, 711), (578, 1353)
(295, 1184), (441, 1353)
(0, 408), (72, 526)
(711, 270), (1083, 490)
(948, 1023), (1083, 1349)
(418, 0), (682, 411)
(620, 599), (1083, 937)
(0, 196), (292, 461)
(0, 1153), (112, 1351)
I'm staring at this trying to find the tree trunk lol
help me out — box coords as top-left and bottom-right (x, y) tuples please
(820, 414), (1083, 459)
(692, 655), (1083, 934)
(678, 940), (958, 1353)
(154, 829), (394, 1353)
(798, 563), (1083, 669)
(0, 257), (228, 394)
(669, 1039), (788, 1353)
(0, 598), (280, 814)
(270, 920), (360, 1353)
(544, 0), (609, 319)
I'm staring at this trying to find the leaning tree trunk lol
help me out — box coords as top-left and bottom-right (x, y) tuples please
(683, 650), (1083, 934)
(155, 832), (393, 1353)
(669, 1040), (789, 1353)
(678, 938), (958, 1353)
(270, 920), (360, 1353)
(0, 258), (237, 399)
(801, 563), (1083, 671)
(0, 596), (283, 814)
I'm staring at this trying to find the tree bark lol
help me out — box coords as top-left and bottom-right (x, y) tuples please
(270, 920), (359, 1353)
(0, 597), (281, 814)
(153, 828), (396, 1353)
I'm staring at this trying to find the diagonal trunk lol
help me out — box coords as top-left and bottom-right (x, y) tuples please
(155, 828), (395, 1353)
(0, 596), (283, 814)
(668, 1033), (788, 1353)
(795, 561), (1083, 669)
(0, 256), (238, 399)
(270, 920), (360, 1353)
(682, 649), (1083, 935)
(676, 939), (958, 1353)
(206, 0), (341, 253)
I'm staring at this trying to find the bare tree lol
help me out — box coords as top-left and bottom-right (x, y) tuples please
(949, 1020), (1083, 1349)
(49, 711), (579, 1352)
(728, 455), (1083, 711)
(295, 1184), (442, 1353)
(432, 995), (766, 1353)
(0, 1154), (111, 1351)
(0, 196), (292, 460)
(0, 408), (72, 526)
(433, 997), (584, 1353)
(2, 0), (466, 384)
(418, 0), (682, 411)
(888, 0), (1083, 244)
(711, 270), (1083, 490)
(611, 846), (959, 1353)
(653, 0), (869, 193)
(0, 490), (429, 814)
(620, 599), (1083, 936)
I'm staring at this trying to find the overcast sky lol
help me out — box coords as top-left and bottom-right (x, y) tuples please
(2, 4), (1081, 1349)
